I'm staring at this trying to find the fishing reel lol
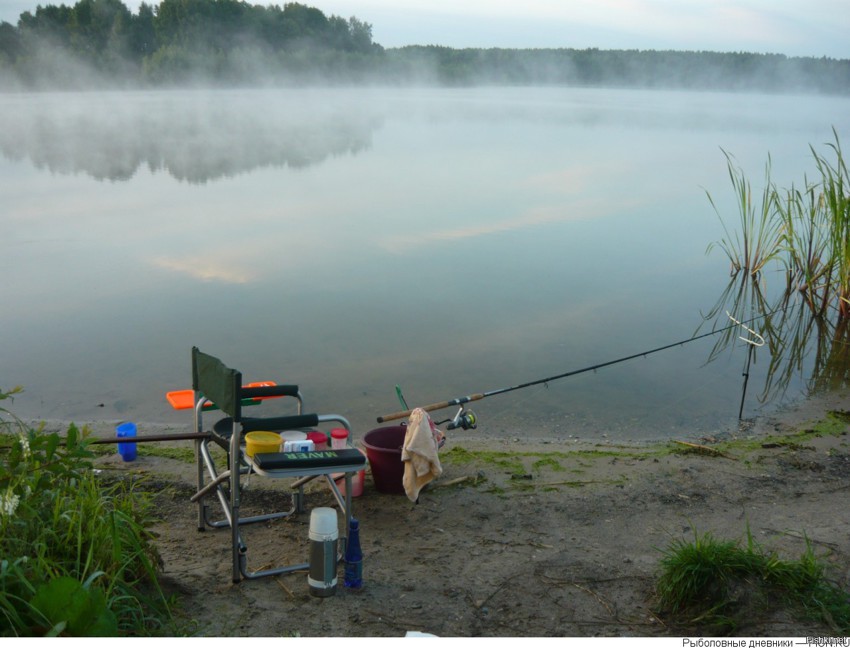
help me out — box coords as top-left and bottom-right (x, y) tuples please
(446, 406), (477, 431)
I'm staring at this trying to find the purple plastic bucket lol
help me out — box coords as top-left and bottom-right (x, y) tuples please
(362, 426), (406, 494)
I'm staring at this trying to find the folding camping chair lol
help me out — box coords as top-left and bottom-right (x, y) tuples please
(188, 346), (367, 583)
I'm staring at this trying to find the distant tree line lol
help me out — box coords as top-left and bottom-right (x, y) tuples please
(0, 0), (848, 92)
(390, 46), (850, 94)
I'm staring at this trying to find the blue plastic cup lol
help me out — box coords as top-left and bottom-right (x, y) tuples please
(116, 422), (137, 462)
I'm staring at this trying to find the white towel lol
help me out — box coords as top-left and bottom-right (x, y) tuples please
(401, 408), (443, 502)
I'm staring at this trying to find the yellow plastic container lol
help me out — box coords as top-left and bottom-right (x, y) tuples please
(245, 431), (282, 457)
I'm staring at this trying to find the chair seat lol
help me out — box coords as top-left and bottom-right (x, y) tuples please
(213, 417), (236, 438)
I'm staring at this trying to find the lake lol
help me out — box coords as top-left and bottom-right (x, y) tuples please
(2, 86), (849, 441)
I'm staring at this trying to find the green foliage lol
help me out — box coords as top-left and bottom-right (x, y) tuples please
(809, 409), (850, 436)
(442, 446), (526, 476)
(0, 387), (173, 637)
(765, 129), (850, 320)
(813, 131), (850, 316)
(29, 576), (118, 636)
(1, 0), (381, 86)
(656, 528), (850, 634)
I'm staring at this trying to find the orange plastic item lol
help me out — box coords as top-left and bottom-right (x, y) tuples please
(245, 381), (284, 399)
(166, 381), (279, 410)
(166, 390), (204, 410)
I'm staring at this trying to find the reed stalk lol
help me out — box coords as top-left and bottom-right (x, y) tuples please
(811, 129), (850, 317)
(707, 131), (849, 318)
(774, 181), (832, 315)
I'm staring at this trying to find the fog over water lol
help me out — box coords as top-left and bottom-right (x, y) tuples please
(2, 86), (848, 441)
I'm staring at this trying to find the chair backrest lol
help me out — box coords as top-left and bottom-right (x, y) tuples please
(192, 347), (243, 420)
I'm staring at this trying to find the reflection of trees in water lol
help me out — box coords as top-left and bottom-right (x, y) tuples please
(701, 272), (850, 416)
(0, 92), (379, 182)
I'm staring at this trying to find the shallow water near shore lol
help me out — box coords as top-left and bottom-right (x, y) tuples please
(2, 86), (849, 441)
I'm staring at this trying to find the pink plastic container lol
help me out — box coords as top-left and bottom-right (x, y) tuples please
(330, 428), (349, 449)
(337, 468), (365, 498)
(332, 449), (366, 497)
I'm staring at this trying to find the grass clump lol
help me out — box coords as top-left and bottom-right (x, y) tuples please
(703, 411), (849, 458)
(656, 527), (850, 634)
(88, 440), (195, 463)
(531, 456), (565, 472)
(0, 387), (175, 637)
(808, 410), (850, 436)
(441, 446), (529, 477)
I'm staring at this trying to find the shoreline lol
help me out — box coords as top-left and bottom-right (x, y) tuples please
(21, 387), (847, 452)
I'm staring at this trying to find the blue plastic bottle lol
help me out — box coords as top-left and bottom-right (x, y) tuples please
(343, 518), (363, 589)
(116, 422), (137, 462)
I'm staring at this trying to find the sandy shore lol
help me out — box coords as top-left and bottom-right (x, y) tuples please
(23, 389), (850, 636)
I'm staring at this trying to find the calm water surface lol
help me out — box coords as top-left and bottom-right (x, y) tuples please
(2, 87), (848, 440)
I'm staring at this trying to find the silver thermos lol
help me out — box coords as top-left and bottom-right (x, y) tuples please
(308, 507), (338, 597)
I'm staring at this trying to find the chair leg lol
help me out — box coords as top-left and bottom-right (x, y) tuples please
(195, 438), (205, 531)
(230, 419), (241, 583)
(342, 472), (353, 557)
(294, 485), (305, 513)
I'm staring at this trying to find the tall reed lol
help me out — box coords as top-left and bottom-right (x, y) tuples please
(705, 151), (784, 278)
(702, 132), (850, 408)
(708, 131), (850, 319)
(812, 129), (850, 317)
(774, 179), (832, 314)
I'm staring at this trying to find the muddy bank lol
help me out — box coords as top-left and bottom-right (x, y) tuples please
(60, 390), (847, 637)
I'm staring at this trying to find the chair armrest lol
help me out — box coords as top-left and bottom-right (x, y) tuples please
(241, 384), (300, 399)
(241, 414), (319, 433)
(253, 448), (366, 472)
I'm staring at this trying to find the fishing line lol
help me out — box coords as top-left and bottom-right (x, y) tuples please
(377, 309), (779, 423)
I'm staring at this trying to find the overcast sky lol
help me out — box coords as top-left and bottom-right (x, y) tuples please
(1, 0), (847, 59)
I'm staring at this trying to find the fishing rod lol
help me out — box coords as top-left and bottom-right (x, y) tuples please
(377, 311), (773, 424)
